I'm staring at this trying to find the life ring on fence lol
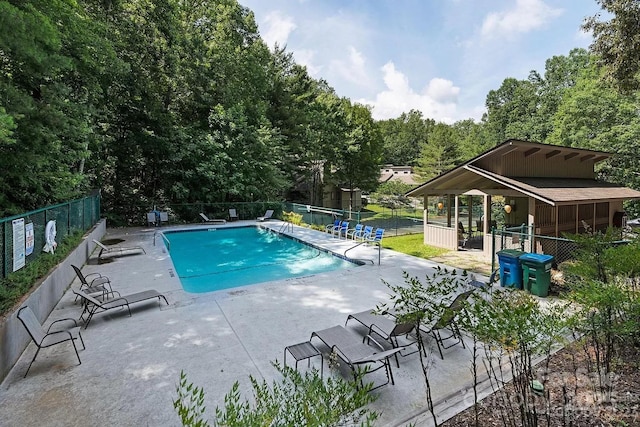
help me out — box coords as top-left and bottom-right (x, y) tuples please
(43, 220), (57, 254)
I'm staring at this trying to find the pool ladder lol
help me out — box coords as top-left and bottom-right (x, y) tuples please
(153, 231), (170, 250)
(344, 241), (379, 265)
(278, 222), (294, 234)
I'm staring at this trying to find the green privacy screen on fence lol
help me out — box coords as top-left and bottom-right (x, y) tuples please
(0, 192), (101, 280)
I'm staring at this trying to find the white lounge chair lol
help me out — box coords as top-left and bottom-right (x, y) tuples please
(257, 209), (274, 221)
(199, 213), (226, 224)
(92, 240), (146, 260)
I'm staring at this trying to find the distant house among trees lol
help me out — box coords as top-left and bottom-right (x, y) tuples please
(323, 184), (362, 212)
(379, 165), (419, 185)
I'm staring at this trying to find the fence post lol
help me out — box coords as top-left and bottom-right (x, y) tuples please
(530, 223), (535, 253)
(67, 201), (71, 237)
(395, 209), (398, 236)
(491, 228), (496, 272)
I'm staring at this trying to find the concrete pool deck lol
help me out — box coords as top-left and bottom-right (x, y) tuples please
(0, 221), (494, 426)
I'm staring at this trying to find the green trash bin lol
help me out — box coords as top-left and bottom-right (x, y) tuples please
(520, 253), (554, 297)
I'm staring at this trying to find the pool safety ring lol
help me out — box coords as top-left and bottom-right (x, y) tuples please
(43, 220), (57, 254)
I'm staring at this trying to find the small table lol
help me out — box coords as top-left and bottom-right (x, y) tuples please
(284, 341), (323, 378)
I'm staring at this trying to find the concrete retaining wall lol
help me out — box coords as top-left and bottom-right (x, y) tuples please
(0, 219), (106, 382)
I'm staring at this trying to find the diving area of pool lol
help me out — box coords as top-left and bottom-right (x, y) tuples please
(163, 226), (359, 293)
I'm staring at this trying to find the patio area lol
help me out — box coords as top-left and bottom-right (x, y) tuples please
(0, 221), (494, 426)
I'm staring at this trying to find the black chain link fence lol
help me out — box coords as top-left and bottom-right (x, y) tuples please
(0, 192), (101, 279)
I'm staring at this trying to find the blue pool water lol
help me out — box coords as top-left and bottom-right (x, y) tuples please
(164, 226), (358, 293)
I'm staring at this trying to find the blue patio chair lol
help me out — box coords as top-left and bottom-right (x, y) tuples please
(335, 221), (349, 238)
(346, 224), (363, 240)
(366, 228), (385, 244)
(359, 225), (374, 241)
(325, 219), (341, 234)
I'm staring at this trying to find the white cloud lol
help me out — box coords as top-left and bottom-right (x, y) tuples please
(362, 62), (461, 123)
(293, 49), (322, 76)
(426, 78), (460, 104)
(329, 46), (372, 87)
(262, 11), (297, 48)
(481, 0), (563, 38)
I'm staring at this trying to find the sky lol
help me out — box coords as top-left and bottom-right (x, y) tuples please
(238, 0), (604, 124)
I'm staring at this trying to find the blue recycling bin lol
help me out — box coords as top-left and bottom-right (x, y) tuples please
(520, 253), (554, 297)
(497, 249), (525, 288)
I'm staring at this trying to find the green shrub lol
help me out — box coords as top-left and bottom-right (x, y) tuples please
(175, 362), (378, 427)
(0, 231), (83, 314)
(281, 211), (303, 226)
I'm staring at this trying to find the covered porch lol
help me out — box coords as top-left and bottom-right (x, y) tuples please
(407, 141), (640, 260)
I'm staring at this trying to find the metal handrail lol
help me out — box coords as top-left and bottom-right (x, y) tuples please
(279, 222), (293, 234)
(343, 241), (378, 265)
(154, 231), (171, 251)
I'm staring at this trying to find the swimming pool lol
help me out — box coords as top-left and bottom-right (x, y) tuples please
(163, 226), (359, 293)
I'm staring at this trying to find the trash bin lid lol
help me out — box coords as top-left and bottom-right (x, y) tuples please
(520, 253), (554, 263)
(497, 249), (526, 259)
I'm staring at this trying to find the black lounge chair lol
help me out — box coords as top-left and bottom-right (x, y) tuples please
(386, 289), (476, 359)
(345, 309), (421, 367)
(310, 325), (403, 390)
(428, 289), (474, 358)
(17, 306), (85, 377)
(71, 264), (113, 301)
(73, 288), (168, 328)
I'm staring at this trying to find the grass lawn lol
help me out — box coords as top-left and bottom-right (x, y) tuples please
(381, 233), (449, 259)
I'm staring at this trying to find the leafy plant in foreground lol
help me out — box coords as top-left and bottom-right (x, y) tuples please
(379, 267), (469, 427)
(174, 362), (378, 427)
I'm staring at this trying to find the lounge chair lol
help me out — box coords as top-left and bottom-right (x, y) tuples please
(346, 224), (364, 240)
(146, 212), (157, 226)
(310, 325), (403, 390)
(71, 264), (113, 300)
(199, 213), (227, 224)
(413, 289), (474, 359)
(257, 209), (274, 221)
(93, 239), (146, 260)
(345, 309), (420, 367)
(385, 289), (474, 359)
(73, 288), (168, 328)
(427, 290), (474, 358)
(159, 211), (169, 225)
(229, 208), (239, 221)
(365, 228), (384, 244)
(17, 306), (85, 377)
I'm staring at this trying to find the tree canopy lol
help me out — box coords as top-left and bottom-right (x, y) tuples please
(2, 0), (640, 220)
